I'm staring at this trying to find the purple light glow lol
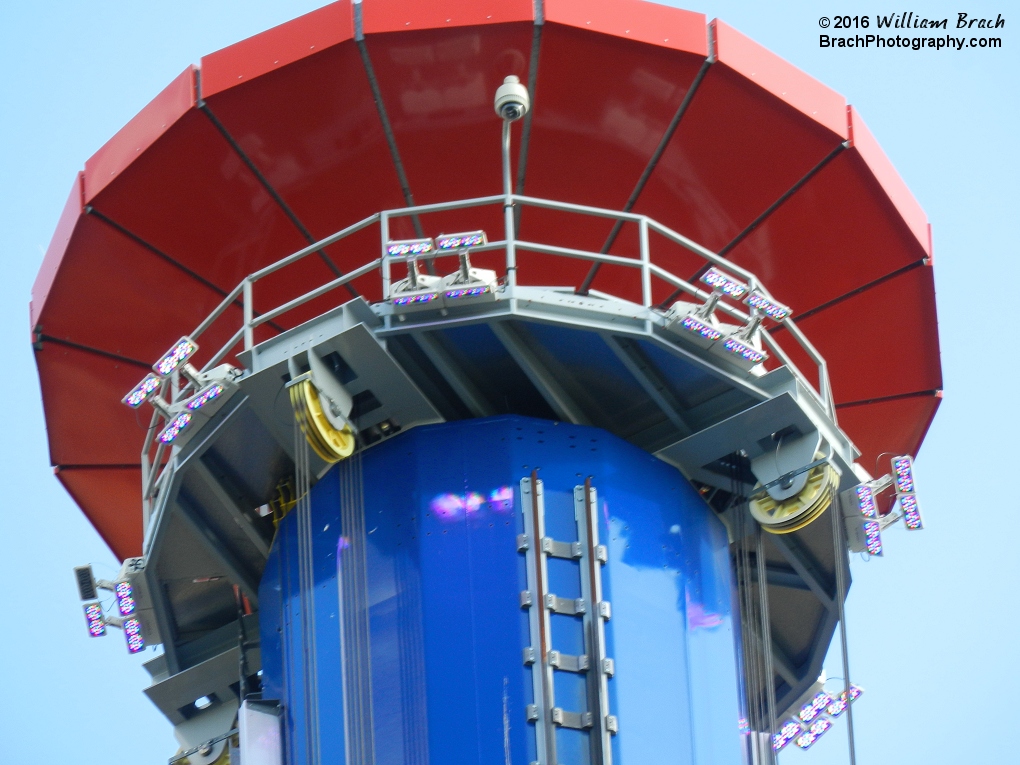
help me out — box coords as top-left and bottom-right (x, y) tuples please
(464, 492), (485, 514)
(123, 373), (162, 408)
(154, 337), (197, 376)
(892, 455), (915, 494)
(488, 486), (514, 513)
(84, 603), (105, 637)
(430, 493), (465, 519)
(678, 315), (722, 341)
(900, 494), (923, 530)
(158, 413), (192, 444)
(186, 383), (225, 411)
(115, 581), (136, 616)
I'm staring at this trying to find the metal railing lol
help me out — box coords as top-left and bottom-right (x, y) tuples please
(139, 192), (835, 517)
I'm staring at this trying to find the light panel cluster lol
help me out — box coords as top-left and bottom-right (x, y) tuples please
(851, 484), (883, 556)
(186, 383), (225, 411)
(722, 337), (766, 364)
(158, 413), (192, 445)
(795, 718), (833, 750)
(123, 373), (162, 408)
(826, 684), (863, 717)
(436, 231), (487, 250)
(445, 285), (491, 299)
(84, 603), (106, 637)
(701, 267), (748, 298)
(799, 691), (833, 723)
(393, 293), (438, 306)
(745, 289), (792, 321)
(124, 617), (145, 654)
(386, 238), (434, 258)
(772, 720), (803, 752)
(891, 455), (924, 531)
(114, 581), (136, 616)
(773, 684), (863, 752)
(679, 315), (722, 341)
(154, 337), (198, 377)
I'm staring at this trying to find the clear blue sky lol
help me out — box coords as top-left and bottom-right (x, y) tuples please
(1, 1), (1015, 763)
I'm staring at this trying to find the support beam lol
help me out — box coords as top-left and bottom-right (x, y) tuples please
(192, 461), (271, 559)
(490, 322), (590, 425)
(747, 621), (800, 689)
(769, 533), (836, 612)
(177, 496), (260, 607)
(413, 332), (495, 417)
(603, 334), (694, 437)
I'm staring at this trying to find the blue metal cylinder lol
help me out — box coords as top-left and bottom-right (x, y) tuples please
(260, 415), (744, 765)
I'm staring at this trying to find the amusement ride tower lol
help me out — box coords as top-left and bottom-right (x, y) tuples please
(32, 2), (941, 764)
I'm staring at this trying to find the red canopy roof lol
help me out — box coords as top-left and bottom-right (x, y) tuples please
(31, 0), (941, 559)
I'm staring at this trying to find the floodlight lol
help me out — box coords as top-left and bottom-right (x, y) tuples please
(825, 684), (863, 717)
(745, 290), (792, 321)
(445, 285), (491, 299)
(772, 720), (803, 752)
(798, 691), (834, 723)
(153, 337), (198, 377)
(393, 292), (438, 306)
(185, 383), (225, 411)
(158, 412), (192, 444)
(899, 494), (924, 530)
(891, 455), (915, 494)
(436, 231), (487, 251)
(386, 238), (435, 258)
(855, 485), (877, 519)
(114, 580), (136, 616)
(677, 315), (723, 342)
(700, 267), (749, 299)
(721, 337), (767, 365)
(84, 602), (106, 637)
(794, 718), (833, 749)
(123, 373), (162, 408)
(124, 617), (145, 654)
(863, 520), (883, 556)
(74, 565), (98, 601)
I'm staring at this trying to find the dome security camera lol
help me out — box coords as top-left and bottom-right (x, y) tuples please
(494, 75), (530, 121)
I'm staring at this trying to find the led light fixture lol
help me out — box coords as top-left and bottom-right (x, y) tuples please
(825, 684), (863, 717)
(386, 238), (435, 258)
(856, 485), (877, 518)
(84, 602), (106, 637)
(899, 494), (924, 530)
(722, 337), (767, 364)
(799, 691), (834, 723)
(795, 718), (833, 750)
(436, 231), (487, 251)
(158, 413), (192, 444)
(445, 285), (491, 299)
(863, 519), (883, 556)
(745, 290), (792, 321)
(124, 617), (145, 654)
(891, 455), (915, 494)
(186, 383), (225, 411)
(154, 337), (198, 377)
(678, 315), (722, 341)
(392, 292), (438, 306)
(114, 581), (136, 616)
(701, 267), (749, 299)
(123, 373), (162, 408)
(772, 720), (803, 752)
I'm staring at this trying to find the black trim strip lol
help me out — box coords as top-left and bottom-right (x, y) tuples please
(55, 464), (139, 471)
(770, 258), (927, 331)
(659, 141), (847, 309)
(579, 58), (713, 295)
(36, 334), (150, 368)
(835, 389), (940, 410)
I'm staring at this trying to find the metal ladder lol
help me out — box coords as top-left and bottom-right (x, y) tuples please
(519, 474), (617, 765)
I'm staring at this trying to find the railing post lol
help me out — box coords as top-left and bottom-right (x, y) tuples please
(639, 217), (651, 308)
(502, 120), (517, 287)
(380, 212), (391, 299)
(243, 278), (254, 351)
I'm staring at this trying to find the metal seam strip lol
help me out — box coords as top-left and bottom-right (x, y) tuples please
(514, 16), (544, 200)
(195, 72), (358, 293)
(54, 464), (139, 470)
(36, 334), (150, 368)
(578, 57), (714, 294)
(834, 388), (940, 409)
(770, 258), (927, 327)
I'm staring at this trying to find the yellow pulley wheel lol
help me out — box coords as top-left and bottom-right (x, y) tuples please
(288, 378), (355, 463)
(749, 454), (838, 535)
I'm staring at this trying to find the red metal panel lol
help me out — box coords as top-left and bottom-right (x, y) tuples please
(201, 1), (354, 97)
(545, 0), (707, 54)
(835, 393), (942, 475)
(713, 20), (847, 140)
(785, 264), (942, 404)
(35, 341), (152, 466)
(848, 106), (930, 255)
(30, 174), (83, 330)
(362, 0), (533, 33)
(725, 147), (929, 314)
(57, 467), (143, 559)
(84, 67), (196, 202)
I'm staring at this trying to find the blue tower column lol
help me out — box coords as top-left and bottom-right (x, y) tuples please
(260, 416), (745, 765)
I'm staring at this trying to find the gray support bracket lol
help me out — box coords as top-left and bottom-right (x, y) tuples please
(546, 593), (586, 615)
(548, 650), (590, 673)
(552, 708), (594, 729)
